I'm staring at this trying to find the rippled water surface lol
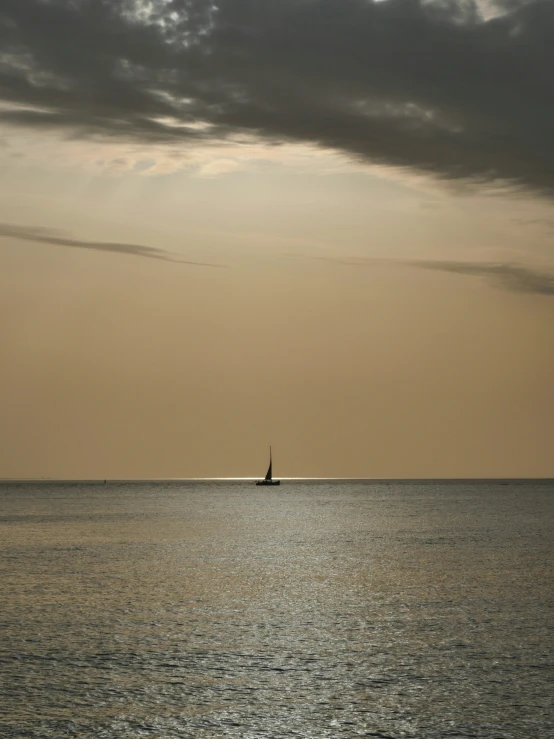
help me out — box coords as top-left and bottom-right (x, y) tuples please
(1, 480), (552, 738)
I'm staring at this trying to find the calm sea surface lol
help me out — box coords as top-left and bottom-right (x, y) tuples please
(1, 480), (552, 738)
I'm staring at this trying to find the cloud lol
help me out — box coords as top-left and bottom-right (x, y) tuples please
(0, 223), (224, 267)
(197, 158), (241, 178)
(312, 254), (554, 294)
(0, 1), (553, 195)
(407, 260), (554, 294)
(511, 217), (554, 229)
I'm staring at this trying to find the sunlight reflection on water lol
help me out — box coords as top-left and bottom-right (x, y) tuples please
(1, 480), (552, 738)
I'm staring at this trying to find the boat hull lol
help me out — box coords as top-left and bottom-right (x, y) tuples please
(255, 480), (280, 486)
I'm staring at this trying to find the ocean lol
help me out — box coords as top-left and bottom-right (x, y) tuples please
(1, 479), (552, 738)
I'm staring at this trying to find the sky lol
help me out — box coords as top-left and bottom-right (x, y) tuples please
(1, 0), (553, 479)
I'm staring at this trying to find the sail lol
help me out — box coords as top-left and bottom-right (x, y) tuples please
(264, 447), (272, 480)
(255, 445), (279, 485)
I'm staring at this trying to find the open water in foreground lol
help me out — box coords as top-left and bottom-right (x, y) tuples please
(1, 480), (552, 738)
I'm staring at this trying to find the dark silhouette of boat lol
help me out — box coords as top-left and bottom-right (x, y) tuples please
(256, 446), (280, 486)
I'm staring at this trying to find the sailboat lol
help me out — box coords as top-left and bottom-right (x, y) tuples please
(255, 446), (280, 486)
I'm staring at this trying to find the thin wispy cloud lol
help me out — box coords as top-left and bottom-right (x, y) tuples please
(511, 217), (554, 230)
(0, 1), (553, 195)
(0, 224), (224, 267)
(312, 255), (554, 295)
(407, 260), (554, 295)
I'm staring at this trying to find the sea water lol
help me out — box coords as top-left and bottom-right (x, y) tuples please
(1, 480), (552, 738)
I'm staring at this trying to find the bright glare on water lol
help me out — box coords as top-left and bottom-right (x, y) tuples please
(1, 480), (552, 738)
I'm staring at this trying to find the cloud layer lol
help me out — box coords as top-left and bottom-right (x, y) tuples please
(1, 1), (553, 195)
(0, 223), (222, 266)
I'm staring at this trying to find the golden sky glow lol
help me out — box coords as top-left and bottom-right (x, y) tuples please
(1, 0), (553, 478)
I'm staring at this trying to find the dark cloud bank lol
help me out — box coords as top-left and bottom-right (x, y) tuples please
(0, 223), (222, 266)
(1, 1), (554, 195)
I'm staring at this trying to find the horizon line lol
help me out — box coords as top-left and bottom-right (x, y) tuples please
(1, 477), (553, 484)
